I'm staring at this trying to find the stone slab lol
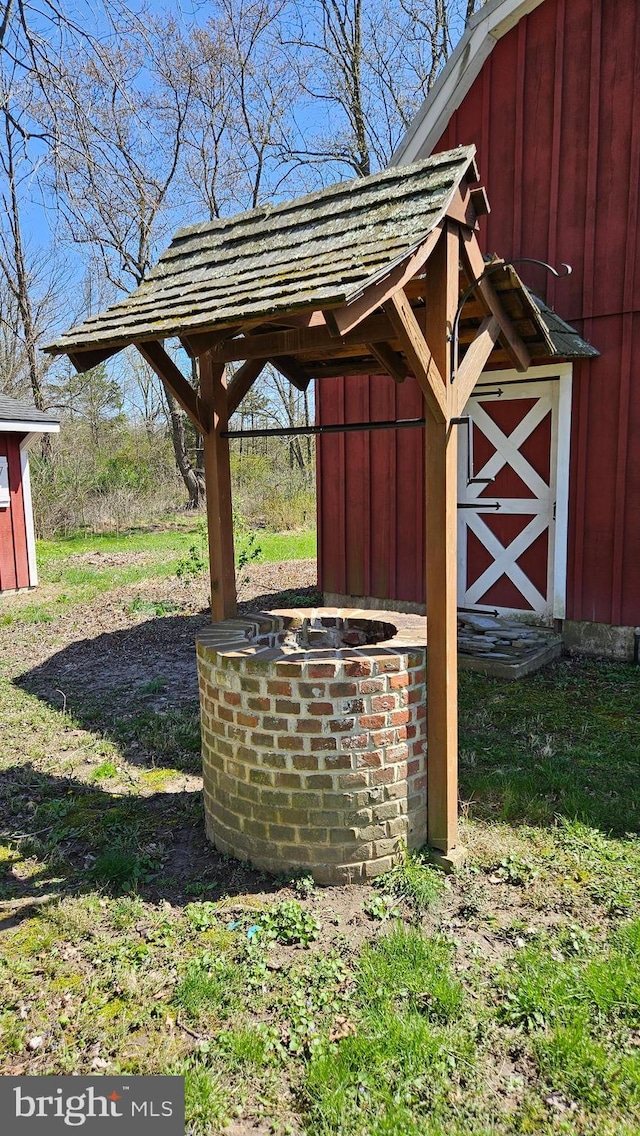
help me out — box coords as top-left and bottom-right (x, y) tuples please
(458, 639), (562, 679)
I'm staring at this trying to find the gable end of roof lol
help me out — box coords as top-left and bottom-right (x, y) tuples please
(391, 0), (547, 166)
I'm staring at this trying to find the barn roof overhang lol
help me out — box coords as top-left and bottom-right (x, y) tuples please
(392, 0), (547, 166)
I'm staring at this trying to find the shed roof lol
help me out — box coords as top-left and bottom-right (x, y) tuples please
(45, 147), (479, 357)
(0, 393), (60, 432)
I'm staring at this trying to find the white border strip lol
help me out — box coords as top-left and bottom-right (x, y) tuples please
(463, 362), (572, 619)
(553, 365), (572, 619)
(19, 434), (39, 587)
(0, 420), (59, 434)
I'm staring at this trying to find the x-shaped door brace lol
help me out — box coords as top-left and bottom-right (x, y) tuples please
(461, 395), (555, 611)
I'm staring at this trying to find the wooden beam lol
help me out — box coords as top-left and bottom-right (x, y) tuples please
(466, 154), (481, 184)
(423, 220), (460, 857)
(444, 184), (479, 230)
(270, 355), (312, 392)
(367, 341), (407, 384)
(454, 315), (501, 412)
(180, 325), (242, 358)
(385, 288), (448, 423)
(460, 230), (531, 372)
(470, 186), (491, 217)
(273, 311), (326, 329)
(209, 311), (399, 364)
(199, 353), (237, 622)
(425, 417), (459, 855)
(135, 340), (208, 434)
(68, 345), (122, 372)
(303, 359), (388, 378)
(326, 223), (444, 336)
(227, 359), (266, 417)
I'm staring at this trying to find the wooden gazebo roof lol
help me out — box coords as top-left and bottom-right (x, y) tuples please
(45, 144), (592, 394)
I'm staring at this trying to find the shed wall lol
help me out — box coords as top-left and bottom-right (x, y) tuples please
(317, 0), (640, 626)
(0, 432), (30, 592)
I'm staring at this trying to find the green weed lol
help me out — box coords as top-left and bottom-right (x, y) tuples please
(92, 847), (158, 891)
(185, 902), (219, 932)
(90, 760), (118, 781)
(375, 847), (447, 917)
(362, 893), (401, 921)
(256, 900), (320, 946)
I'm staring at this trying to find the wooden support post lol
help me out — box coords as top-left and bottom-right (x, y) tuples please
(199, 352), (237, 622)
(424, 223), (461, 860)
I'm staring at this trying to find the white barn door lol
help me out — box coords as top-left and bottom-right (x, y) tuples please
(457, 368), (572, 620)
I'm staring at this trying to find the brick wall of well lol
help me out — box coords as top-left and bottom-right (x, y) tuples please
(196, 609), (427, 884)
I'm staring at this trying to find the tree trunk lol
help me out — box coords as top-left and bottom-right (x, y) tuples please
(165, 388), (205, 508)
(2, 108), (51, 458)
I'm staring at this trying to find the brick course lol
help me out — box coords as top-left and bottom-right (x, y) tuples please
(197, 608), (427, 884)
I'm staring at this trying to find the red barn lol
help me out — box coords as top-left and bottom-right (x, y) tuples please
(0, 394), (60, 593)
(317, 0), (640, 659)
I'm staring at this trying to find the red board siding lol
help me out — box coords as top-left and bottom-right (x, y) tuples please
(317, 0), (640, 626)
(0, 433), (29, 592)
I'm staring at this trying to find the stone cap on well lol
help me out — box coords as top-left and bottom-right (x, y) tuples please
(196, 608), (428, 674)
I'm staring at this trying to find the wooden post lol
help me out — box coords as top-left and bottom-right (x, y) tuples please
(199, 351), (237, 622)
(424, 223), (461, 858)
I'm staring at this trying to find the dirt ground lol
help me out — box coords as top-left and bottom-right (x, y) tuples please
(0, 553), (621, 949)
(2, 555), (639, 1134)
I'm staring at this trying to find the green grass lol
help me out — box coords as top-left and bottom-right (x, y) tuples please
(458, 660), (640, 835)
(37, 524), (315, 566)
(257, 529), (316, 561)
(0, 523), (316, 625)
(304, 928), (470, 1136)
(1, 534), (640, 1132)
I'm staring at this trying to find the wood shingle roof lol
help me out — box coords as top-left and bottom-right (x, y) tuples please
(45, 147), (478, 357)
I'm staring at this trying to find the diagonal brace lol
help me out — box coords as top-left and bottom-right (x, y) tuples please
(385, 289), (448, 422)
(136, 340), (208, 433)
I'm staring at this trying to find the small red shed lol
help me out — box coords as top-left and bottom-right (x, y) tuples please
(0, 394), (60, 593)
(317, 0), (640, 659)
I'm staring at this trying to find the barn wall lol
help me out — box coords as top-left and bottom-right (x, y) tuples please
(0, 432), (30, 592)
(317, 0), (640, 626)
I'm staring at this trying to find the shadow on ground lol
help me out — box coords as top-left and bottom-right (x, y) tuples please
(1, 586), (321, 922)
(0, 761), (279, 928)
(14, 585), (322, 775)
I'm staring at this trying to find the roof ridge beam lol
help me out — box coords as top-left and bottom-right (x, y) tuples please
(445, 183), (480, 230)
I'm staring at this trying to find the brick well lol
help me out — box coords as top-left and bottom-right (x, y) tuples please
(196, 608), (427, 884)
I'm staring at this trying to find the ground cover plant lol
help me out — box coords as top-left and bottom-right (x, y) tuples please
(0, 528), (639, 1134)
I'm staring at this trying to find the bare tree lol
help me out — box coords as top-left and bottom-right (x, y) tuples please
(177, 0), (303, 221)
(41, 20), (208, 505)
(278, 0), (484, 177)
(0, 59), (69, 452)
